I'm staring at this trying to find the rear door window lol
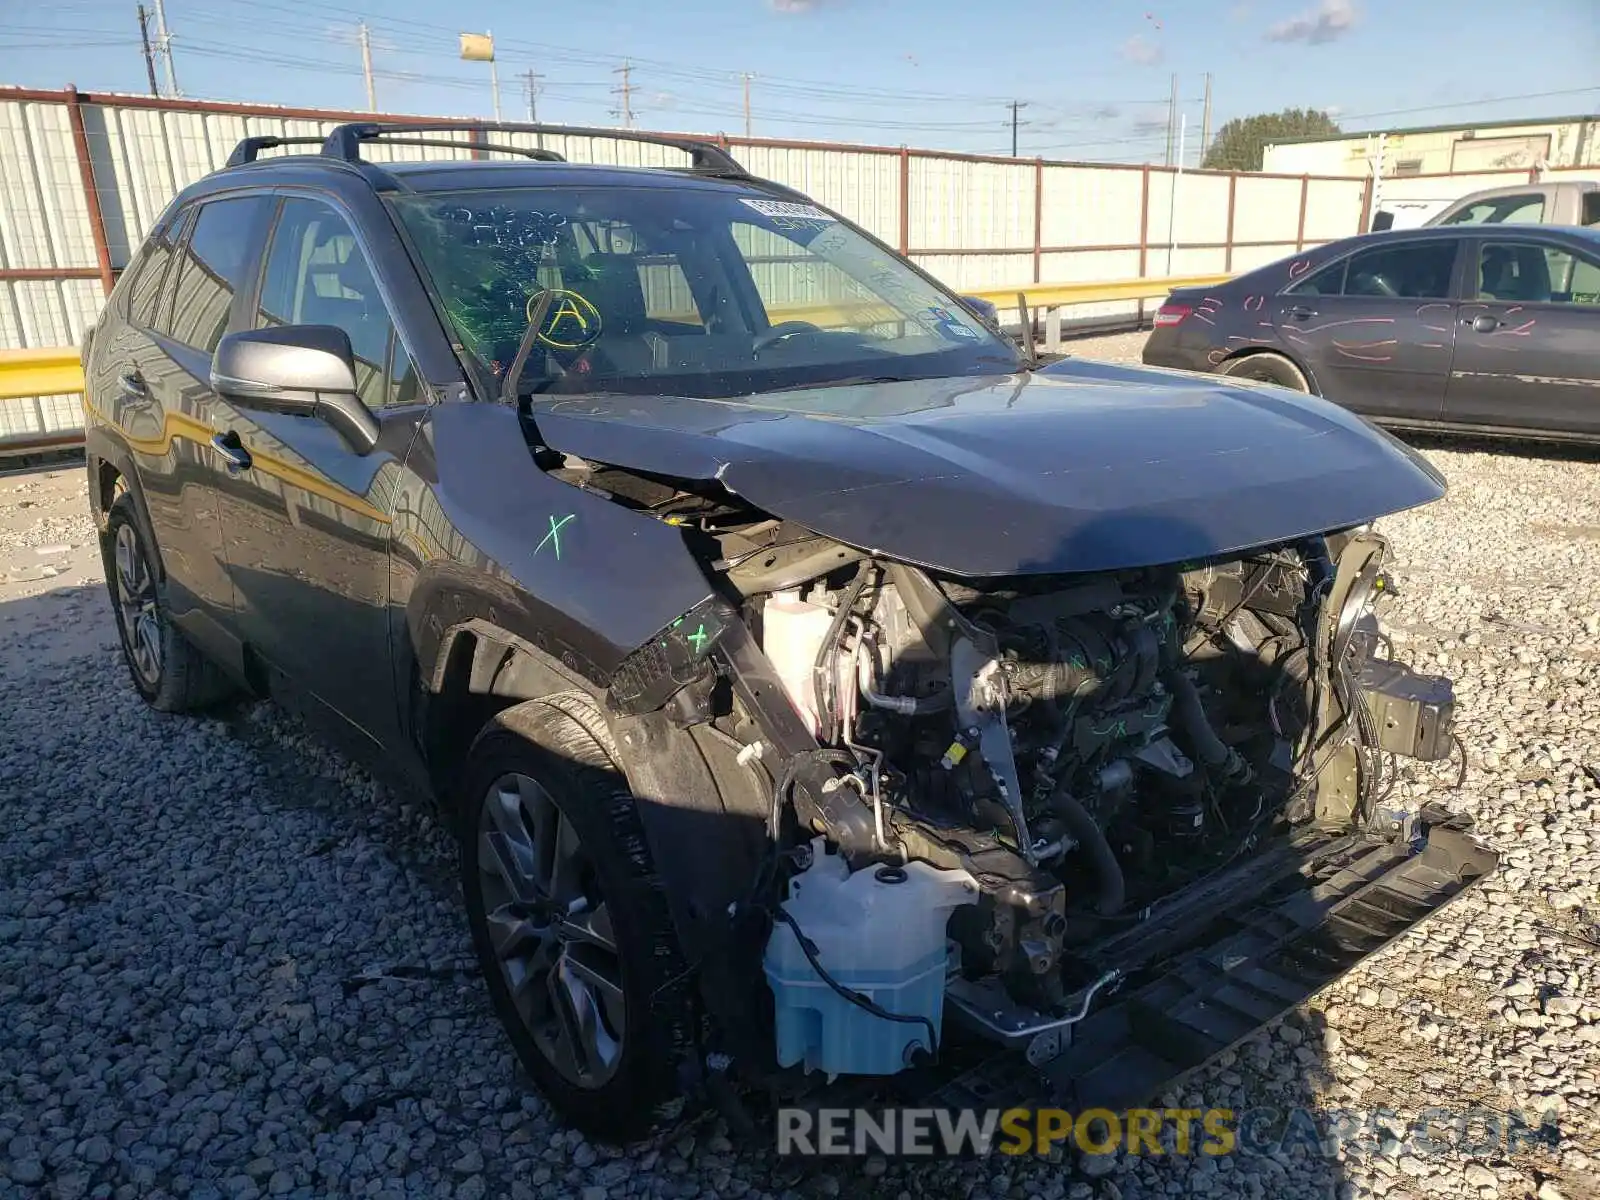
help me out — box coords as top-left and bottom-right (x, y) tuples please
(164, 195), (274, 352)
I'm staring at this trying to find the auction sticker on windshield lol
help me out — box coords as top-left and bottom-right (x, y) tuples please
(740, 198), (837, 222)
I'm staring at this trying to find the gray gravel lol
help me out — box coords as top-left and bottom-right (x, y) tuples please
(3, 352), (1599, 1199)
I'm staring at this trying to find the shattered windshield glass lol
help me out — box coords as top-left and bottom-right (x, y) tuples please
(391, 185), (1020, 402)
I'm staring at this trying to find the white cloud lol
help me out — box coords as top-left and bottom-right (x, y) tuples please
(1266, 0), (1359, 44)
(770, 0), (819, 11)
(1120, 34), (1163, 66)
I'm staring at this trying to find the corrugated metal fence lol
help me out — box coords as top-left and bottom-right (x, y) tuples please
(0, 85), (1372, 450)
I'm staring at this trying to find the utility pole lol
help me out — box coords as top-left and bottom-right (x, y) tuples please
(612, 60), (635, 129)
(522, 69), (540, 122)
(358, 22), (376, 112)
(152, 0), (178, 97)
(1200, 72), (1213, 165)
(136, 5), (159, 97)
(523, 69), (544, 151)
(742, 73), (753, 139)
(1164, 73), (1178, 167)
(1008, 100), (1027, 158)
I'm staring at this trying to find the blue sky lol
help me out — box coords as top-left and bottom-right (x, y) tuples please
(2, 0), (1596, 161)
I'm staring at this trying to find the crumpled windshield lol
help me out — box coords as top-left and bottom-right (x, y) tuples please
(391, 185), (1019, 402)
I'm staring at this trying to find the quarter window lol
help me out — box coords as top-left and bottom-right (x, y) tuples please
(124, 212), (184, 330)
(1287, 241), (1459, 300)
(256, 197), (414, 409)
(164, 196), (273, 352)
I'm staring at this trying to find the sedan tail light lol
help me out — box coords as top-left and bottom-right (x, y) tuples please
(1153, 302), (1191, 327)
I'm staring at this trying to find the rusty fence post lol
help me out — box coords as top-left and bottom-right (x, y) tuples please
(1032, 157), (1043, 284)
(1136, 164), (1151, 326)
(65, 85), (116, 297)
(1295, 173), (1310, 252)
(898, 146), (911, 256)
(1224, 173), (1238, 272)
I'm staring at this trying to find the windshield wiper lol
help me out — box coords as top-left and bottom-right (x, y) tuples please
(759, 375), (916, 394)
(499, 288), (558, 405)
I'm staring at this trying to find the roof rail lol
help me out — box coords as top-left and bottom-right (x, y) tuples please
(226, 135), (329, 168)
(320, 121), (747, 176)
(348, 135), (567, 163)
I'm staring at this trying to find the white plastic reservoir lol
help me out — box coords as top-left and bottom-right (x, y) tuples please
(761, 591), (835, 736)
(764, 838), (978, 1077)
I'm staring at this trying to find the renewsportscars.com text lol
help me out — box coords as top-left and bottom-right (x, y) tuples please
(776, 1106), (1564, 1159)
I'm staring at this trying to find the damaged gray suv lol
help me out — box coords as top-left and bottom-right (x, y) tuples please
(81, 122), (1495, 1141)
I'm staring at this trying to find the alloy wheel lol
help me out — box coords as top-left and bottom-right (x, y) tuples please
(475, 771), (626, 1088)
(113, 521), (162, 687)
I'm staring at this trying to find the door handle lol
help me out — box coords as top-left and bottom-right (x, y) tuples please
(118, 371), (149, 399)
(1463, 314), (1501, 332)
(1286, 306), (1318, 321)
(210, 431), (253, 474)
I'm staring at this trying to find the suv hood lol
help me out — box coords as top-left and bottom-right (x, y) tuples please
(528, 359), (1446, 576)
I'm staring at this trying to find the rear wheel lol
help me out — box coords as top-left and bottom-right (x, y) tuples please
(459, 695), (696, 1141)
(102, 495), (232, 713)
(1221, 351), (1311, 393)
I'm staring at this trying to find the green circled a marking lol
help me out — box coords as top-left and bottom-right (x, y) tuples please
(686, 623), (709, 653)
(535, 513), (576, 560)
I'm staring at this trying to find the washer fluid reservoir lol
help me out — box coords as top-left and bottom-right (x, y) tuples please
(763, 838), (978, 1077)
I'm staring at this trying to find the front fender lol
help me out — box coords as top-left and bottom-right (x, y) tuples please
(392, 401), (717, 699)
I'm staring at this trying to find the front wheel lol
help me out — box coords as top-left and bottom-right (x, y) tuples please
(459, 695), (697, 1141)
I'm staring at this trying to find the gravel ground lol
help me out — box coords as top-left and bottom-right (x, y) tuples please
(2, 337), (1599, 1200)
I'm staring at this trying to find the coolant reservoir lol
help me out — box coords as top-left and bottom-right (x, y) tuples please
(762, 590), (835, 735)
(763, 838), (978, 1077)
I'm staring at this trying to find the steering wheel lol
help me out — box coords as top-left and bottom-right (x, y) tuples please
(1358, 272), (1400, 298)
(752, 320), (823, 355)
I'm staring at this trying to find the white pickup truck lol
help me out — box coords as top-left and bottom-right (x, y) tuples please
(1372, 179), (1600, 230)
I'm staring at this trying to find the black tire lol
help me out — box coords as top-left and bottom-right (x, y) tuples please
(459, 694), (696, 1142)
(102, 494), (233, 713)
(1221, 351), (1311, 393)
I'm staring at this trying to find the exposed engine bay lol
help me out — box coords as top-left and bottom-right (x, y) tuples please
(741, 528), (1452, 1044)
(576, 450), (1463, 1078)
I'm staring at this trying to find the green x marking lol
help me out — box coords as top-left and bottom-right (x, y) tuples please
(535, 513), (576, 560)
(686, 623), (709, 653)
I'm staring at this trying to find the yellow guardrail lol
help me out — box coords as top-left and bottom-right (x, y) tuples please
(967, 273), (1232, 309)
(0, 271), (1231, 412)
(0, 347), (84, 401)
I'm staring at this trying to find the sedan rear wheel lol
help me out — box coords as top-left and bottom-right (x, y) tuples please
(1221, 350), (1311, 393)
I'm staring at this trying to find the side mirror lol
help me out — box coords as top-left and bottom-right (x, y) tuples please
(211, 325), (379, 454)
(958, 294), (1001, 332)
(1370, 210), (1395, 232)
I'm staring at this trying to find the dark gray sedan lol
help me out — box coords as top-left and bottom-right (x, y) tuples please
(1143, 225), (1600, 441)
